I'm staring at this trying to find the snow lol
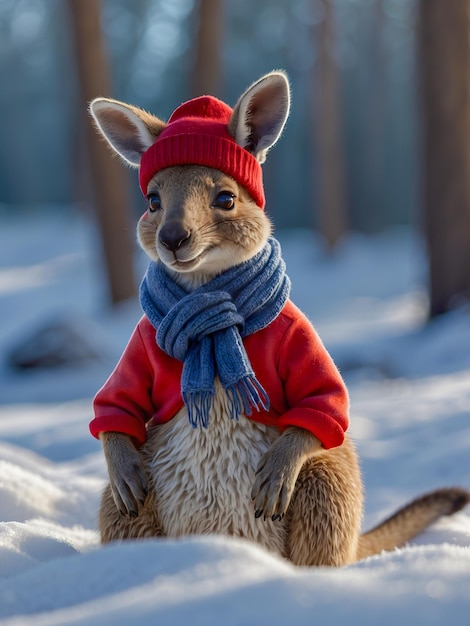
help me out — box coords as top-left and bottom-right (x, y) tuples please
(0, 209), (469, 625)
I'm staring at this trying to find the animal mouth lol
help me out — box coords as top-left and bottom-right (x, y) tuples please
(170, 250), (207, 272)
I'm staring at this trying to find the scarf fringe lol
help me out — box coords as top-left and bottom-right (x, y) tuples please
(225, 376), (270, 421)
(183, 390), (214, 429)
(225, 375), (269, 422)
(183, 377), (270, 428)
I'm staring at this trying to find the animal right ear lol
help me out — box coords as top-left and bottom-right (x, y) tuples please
(228, 71), (291, 164)
(89, 98), (166, 167)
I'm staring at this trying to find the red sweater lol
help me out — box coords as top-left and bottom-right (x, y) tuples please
(90, 300), (349, 449)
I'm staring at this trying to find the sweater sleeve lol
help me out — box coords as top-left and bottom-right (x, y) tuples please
(276, 312), (349, 449)
(90, 322), (155, 445)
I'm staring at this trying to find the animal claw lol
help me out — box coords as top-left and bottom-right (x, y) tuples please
(255, 509), (263, 519)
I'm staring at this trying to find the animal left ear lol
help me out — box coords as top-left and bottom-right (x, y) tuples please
(228, 70), (291, 164)
(89, 98), (166, 167)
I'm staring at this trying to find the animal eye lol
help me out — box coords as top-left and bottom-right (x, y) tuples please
(147, 193), (162, 212)
(212, 192), (235, 211)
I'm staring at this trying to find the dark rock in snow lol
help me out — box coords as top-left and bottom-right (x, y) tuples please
(7, 318), (101, 370)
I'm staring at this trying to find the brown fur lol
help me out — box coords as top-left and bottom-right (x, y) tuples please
(90, 71), (469, 566)
(356, 487), (470, 560)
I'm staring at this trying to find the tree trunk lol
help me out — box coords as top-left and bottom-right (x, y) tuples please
(364, 0), (386, 232)
(418, 0), (470, 317)
(312, 0), (348, 249)
(191, 0), (223, 97)
(68, 0), (136, 305)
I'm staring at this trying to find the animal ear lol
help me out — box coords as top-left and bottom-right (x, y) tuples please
(89, 98), (166, 167)
(228, 71), (290, 164)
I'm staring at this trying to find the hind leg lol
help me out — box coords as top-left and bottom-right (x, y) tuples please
(99, 483), (164, 544)
(285, 437), (363, 566)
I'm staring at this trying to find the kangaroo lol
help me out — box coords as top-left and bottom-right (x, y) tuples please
(89, 71), (469, 566)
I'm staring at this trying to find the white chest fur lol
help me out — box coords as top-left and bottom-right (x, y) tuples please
(142, 381), (287, 556)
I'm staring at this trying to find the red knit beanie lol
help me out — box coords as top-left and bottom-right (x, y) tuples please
(139, 96), (265, 208)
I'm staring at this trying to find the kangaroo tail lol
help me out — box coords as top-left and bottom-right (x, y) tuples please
(356, 487), (470, 561)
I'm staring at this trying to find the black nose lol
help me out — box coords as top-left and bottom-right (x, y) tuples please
(159, 223), (191, 252)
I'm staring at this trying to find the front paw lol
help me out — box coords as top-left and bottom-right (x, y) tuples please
(250, 452), (300, 522)
(109, 455), (148, 518)
(101, 432), (149, 517)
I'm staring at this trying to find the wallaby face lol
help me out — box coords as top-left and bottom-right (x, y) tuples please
(137, 165), (272, 281)
(89, 71), (469, 566)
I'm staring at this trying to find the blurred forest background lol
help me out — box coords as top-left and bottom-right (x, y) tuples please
(0, 0), (469, 316)
(0, 0), (417, 230)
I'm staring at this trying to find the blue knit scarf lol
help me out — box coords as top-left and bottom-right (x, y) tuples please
(139, 237), (291, 428)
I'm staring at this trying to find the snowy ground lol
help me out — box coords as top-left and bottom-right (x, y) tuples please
(0, 208), (469, 625)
